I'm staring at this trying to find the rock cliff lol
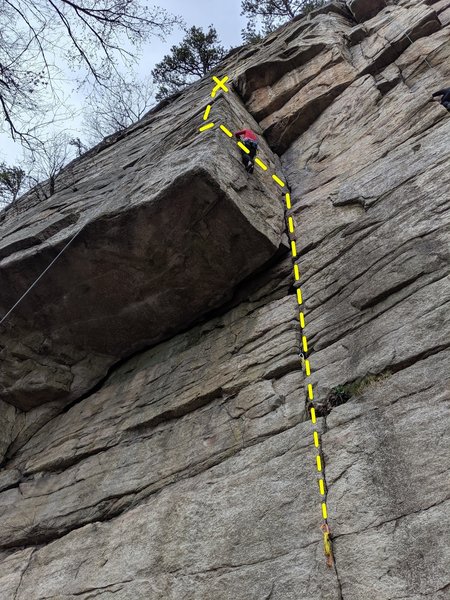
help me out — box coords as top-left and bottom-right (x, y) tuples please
(0, 0), (449, 598)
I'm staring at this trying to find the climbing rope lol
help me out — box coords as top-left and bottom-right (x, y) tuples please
(199, 75), (333, 566)
(0, 227), (82, 326)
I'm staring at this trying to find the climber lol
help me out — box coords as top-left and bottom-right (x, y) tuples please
(431, 86), (450, 111)
(235, 129), (258, 173)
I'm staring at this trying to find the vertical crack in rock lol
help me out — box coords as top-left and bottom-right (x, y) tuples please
(13, 548), (36, 600)
(232, 69), (343, 594)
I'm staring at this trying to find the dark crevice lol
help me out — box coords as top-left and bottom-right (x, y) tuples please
(126, 387), (225, 434)
(332, 496), (450, 542)
(263, 356), (303, 382)
(386, 343), (450, 376)
(0, 475), (25, 494)
(13, 547), (36, 600)
(333, 554), (346, 600)
(313, 342), (448, 419)
(353, 273), (423, 310)
(0, 213), (81, 261)
(313, 370), (394, 418)
(318, 412), (345, 598)
(23, 443), (119, 478)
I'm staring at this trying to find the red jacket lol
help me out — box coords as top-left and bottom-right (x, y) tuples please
(235, 129), (257, 141)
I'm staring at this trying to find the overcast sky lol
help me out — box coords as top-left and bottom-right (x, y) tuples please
(0, 0), (247, 165)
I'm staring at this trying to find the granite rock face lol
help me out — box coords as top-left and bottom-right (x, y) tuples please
(0, 91), (285, 410)
(0, 1), (449, 599)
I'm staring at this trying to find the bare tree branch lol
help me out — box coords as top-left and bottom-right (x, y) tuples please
(241, 0), (327, 40)
(0, 0), (177, 146)
(83, 74), (155, 143)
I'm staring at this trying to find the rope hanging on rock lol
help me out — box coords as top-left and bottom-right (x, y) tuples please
(0, 228), (82, 326)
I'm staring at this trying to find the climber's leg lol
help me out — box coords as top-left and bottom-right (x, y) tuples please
(247, 143), (257, 173)
(241, 150), (251, 170)
(442, 100), (450, 111)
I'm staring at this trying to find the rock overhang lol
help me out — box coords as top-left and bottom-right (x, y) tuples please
(231, 0), (443, 154)
(0, 85), (285, 410)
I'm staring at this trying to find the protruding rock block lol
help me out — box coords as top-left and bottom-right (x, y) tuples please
(348, 0), (386, 22)
(232, 0), (441, 153)
(0, 84), (285, 410)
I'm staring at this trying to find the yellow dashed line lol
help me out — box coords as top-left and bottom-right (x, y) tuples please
(203, 77), (331, 565)
(237, 141), (250, 154)
(199, 122), (215, 132)
(272, 174), (285, 187)
(302, 335), (308, 353)
(211, 75), (229, 97)
(255, 158), (268, 171)
(220, 124), (233, 137)
(203, 105), (212, 120)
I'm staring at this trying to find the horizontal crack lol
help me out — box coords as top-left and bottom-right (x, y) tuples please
(332, 496), (450, 541)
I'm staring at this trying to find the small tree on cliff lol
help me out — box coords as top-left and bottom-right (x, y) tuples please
(241, 0), (327, 42)
(0, 163), (27, 208)
(152, 26), (227, 101)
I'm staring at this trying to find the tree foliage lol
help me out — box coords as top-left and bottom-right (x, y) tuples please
(69, 137), (89, 157)
(152, 25), (227, 101)
(0, 0), (176, 144)
(0, 163), (27, 207)
(1, 132), (84, 207)
(83, 75), (155, 143)
(241, 0), (327, 41)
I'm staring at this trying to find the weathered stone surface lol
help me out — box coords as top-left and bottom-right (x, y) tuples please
(0, 91), (285, 410)
(234, 0), (442, 152)
(0, 400), (16, 462)
(325, 352), (450, 528)
(0, 0), (449, 598)
(336, 500), (450, 599)
(274, 4), (450, 596)
(0, 289), (306, 549)
(0, 424), (343, 600)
